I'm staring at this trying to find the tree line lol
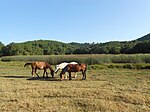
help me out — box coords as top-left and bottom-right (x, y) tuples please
(0, 34), (150, 56)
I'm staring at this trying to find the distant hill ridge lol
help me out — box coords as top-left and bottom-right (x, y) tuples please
(0, 33), (150, 56)
(136, 33), (150, 41)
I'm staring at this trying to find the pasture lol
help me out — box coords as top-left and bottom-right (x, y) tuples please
(0, 60), (150, 112)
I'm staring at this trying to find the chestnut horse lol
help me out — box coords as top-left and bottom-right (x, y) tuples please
(55, 62), (78, 79)
(55, 62), (78, 73)
(24, 61), (54, 78)
(60, 63), (87, 81)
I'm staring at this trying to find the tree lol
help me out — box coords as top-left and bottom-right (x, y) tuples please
(131, 41), (150, 53)
(0, 42), (5, 56)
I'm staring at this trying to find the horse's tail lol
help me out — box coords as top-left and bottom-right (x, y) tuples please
(24, 62), (32, 67)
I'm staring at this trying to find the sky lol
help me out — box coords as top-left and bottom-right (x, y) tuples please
(0, 0), (150, 45)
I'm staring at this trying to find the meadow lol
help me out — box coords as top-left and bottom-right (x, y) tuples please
(0, 57), (150, 112)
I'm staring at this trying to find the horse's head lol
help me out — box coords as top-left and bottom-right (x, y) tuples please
(55, 65), (60, 73)
(55, 62), (69, 73)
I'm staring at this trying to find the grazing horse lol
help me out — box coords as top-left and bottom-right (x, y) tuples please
(24, 61), (54, 78)
(55, 62), (78, 79)
(60, 63), (87, 81)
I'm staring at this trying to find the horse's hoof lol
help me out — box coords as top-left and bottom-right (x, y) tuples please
(82, 78), (86, 80)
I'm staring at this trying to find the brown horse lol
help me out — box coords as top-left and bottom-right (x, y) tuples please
(60, 63), (87, 81)
(24, 61), (54, 78)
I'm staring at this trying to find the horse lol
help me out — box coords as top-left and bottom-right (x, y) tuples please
(24, 61), (54, 78)
(60, 63), (87, 81)
(55, 62), (78, 79)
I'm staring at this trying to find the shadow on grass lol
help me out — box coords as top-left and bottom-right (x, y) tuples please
(0, 75), (60, 81)
(27, 76), (85, 81)
(1, 75), (85, 81)
(1, 75), (30, 79)
(27, 77), (60, 81)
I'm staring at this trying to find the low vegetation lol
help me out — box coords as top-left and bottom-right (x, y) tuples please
(1, 54), (150, 64)
(0, 61), (150, 111)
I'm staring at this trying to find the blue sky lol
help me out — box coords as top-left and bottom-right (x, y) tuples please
(0, 0), (150, 45)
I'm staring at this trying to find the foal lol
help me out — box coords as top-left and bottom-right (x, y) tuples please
(24, 61), (54, 78)
(60, 63), (87, 81)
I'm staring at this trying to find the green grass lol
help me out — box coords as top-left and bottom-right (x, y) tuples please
(0, 61), (150, 112)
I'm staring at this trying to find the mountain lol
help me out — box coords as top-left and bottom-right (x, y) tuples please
(136, 33), (150, 41)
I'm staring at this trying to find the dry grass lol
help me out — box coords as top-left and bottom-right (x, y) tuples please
(0, 61), (150, 112)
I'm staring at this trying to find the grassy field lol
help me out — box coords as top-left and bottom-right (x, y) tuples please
(0, 61), (150, 112)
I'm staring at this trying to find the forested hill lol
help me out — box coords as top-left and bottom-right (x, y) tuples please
(136, 33), (150, 41)
(0, 33), (150, 56)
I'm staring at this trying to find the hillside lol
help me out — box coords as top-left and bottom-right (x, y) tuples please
(136, 33), (150, 41)
(0, 33), (150, 56)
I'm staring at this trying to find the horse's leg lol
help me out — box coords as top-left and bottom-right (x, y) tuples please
(75, 72), (77, 78)
(84, 71), (86, 80)
(43, 69), (46, 77)
(31, 69), (35, 78)
(64, 73), (68, 79)
(60, 73), (63, 81)
(45, 69), (49, 78)
(60, 67), (68, 81)
(81, 71), (84, 80)
(46, 70), (49, 78)
(73, 72), (78, 78)
(82, 71), (86, 80)
(35, 69), (39, 77)
(69, 72), (72, 80)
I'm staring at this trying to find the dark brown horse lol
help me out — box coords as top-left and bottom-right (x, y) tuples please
(24, 61), (54, 78)
(60, 63), (87, 81)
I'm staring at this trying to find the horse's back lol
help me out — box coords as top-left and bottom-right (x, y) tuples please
(67, 63), (86, 72)
(35, 61), (46, 65)
(59, 62), (69, 68)
(69, 62), (78, 64)
(67, 64), (79, 72)
(56, 62), (78, 69)
(32, 61), (47, 69)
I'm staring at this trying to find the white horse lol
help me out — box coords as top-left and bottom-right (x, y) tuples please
(55, 62), (78, 79)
